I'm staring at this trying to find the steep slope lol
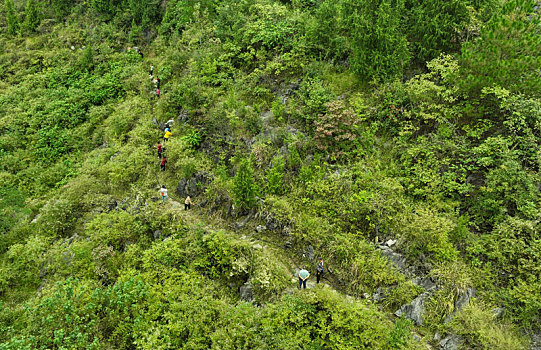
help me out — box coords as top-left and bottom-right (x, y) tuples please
(1, 0), (540, 349)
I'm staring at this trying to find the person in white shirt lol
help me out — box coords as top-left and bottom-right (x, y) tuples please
(160, 185), (167, 203)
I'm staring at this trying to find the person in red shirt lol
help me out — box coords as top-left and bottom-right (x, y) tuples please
(156, 88), (160, 98)
(160, 156), (167, 171)
(157, 143), (162, 158)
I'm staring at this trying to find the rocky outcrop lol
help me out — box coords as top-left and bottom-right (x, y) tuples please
(304, 245), (315, 261)
(153, 230), (163, 240)
(262, 211), (293, 236)
(395, 292), (430, 326)
(412, 276), (437, 292)
(439, 334), (463, 350)
(444, 287), (477, 323)
(239, 281), (254, 302)
(176, 172), (211, 198)
(379, 245), (407, 271)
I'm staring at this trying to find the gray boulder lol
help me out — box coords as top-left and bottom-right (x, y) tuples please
(379, 245), (407, 271)
(235, 213), (252, 229)
(413, 277), (437, 292)
(455, 287), (476, 311)
(445, 287), (476, 323)
(439, 335), (463, 350)
(395, 292), (429, 326)
(491, 307), (504, 318)
(240, 282), (254, 302)
(372, 287), (386, 302)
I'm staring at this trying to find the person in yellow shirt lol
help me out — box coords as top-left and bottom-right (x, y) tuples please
(164, 130), (172, 142)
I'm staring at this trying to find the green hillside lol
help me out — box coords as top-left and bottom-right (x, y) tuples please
(0, 0), (540, 348)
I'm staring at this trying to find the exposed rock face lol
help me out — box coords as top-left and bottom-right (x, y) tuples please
(444, 287), (477, 323)
(395, 292), (429, 326)
(235, 212), (252, 229)
(176, 172), (211, 198)
(262, 211), (293, 236)
(412, 277), (437, 292)
(439, 335), (463, 350)
(153, 230), (163, 240)
(379, 245), (407, 271)
(177, 109), (189, 124)
(455, 287), (476, 311)
(239, 282), (254, 302)
(305, 245), (315, 261)
(372, 287), (386, 302)
(530, 330), (541, 350)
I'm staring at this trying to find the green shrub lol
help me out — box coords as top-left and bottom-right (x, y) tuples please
(233, 158), (258, 212)
(181, 129), (202, 149)
(22, 0), (40, 33)
(5, 0), (19, 35)
(447, 301), (529, 350)
(401, 206), (458, 262)
(265, 156), (285, 195)
(85, 211), (146, 252)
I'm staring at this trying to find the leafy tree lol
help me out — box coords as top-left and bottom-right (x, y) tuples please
(313, 100), (359, 159)
(233, 158), (258, 211)
(343, 0), (410, 80)
(51, 0), (72, 21)
(460, 0), (541, 96)
(129, 0), (162, 28)
(5, 0), (19, 35)
(128, 18), (142, 45)
(22, 0), (39, 33)
(161, 0), (217, 35)
(405, 0), (471, 62)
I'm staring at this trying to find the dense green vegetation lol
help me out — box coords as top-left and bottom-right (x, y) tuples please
(0, 0), (539, 348)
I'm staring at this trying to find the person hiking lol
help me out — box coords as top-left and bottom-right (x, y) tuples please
(184, 195), (192, 210)
(298, 266), (310, 289)
(160, 156), (167, 171)
(160, 185), (167, 203)
(163, 130), (172, 142)
(157, 142), (163, 158)
(156, 77), (160, 89)
(316, 257), (324, 284)
(150, 64), (154, 76)
(156, 88), (160, 98)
